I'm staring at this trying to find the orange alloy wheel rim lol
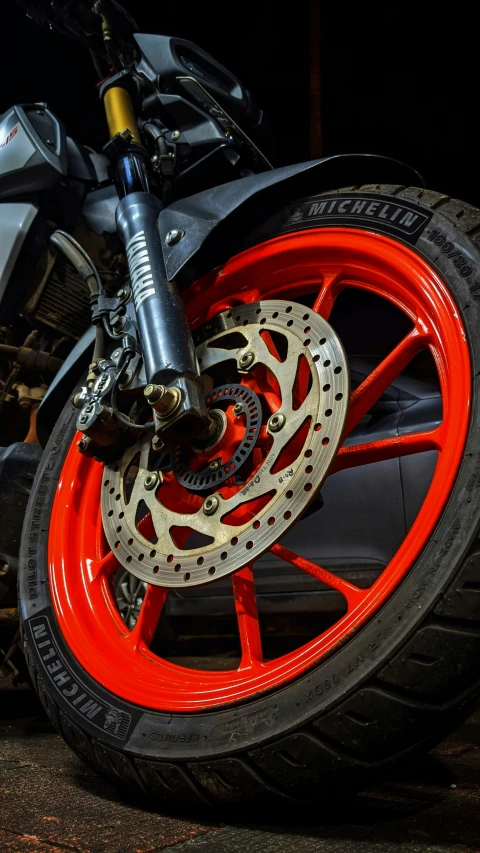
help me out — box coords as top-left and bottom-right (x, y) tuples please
(49, 229), (471, 711)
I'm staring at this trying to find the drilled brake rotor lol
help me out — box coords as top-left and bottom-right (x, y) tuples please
(101, 300), (349, 588)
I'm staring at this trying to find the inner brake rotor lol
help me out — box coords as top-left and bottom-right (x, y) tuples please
(101, 300), (349, 588)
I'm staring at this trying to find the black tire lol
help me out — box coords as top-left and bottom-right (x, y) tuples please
(19, 185), (480, 806)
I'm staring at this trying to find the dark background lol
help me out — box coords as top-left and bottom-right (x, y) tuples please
(2, 1), (478, 206)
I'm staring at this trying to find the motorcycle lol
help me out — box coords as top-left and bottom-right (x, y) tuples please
(1, 0), (479, 806)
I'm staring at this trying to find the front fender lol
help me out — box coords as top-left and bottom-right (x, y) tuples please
(158, 153), (423, 286)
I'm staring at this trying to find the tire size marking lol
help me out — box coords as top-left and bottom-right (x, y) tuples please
(438, 522), (461, 560)
(304, 673), (339, 703)
(428, 230), (473, 278)
(464, 454), (480, 503)
(211, 705), (279, 738)
(346, 654), (364, 674)
(148, 732), (208, 744)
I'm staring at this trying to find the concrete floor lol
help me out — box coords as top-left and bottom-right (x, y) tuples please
(1, 679), (480, 853)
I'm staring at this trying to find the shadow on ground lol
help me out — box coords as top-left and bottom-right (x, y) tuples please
(1, 680), (479, 852)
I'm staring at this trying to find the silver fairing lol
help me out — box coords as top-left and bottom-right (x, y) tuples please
(0, 104), (67, 200)
(0, 202), (38, 302)
(0, 116), (36, 172)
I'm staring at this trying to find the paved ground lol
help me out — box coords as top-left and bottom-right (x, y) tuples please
(1, 680), (480, 853)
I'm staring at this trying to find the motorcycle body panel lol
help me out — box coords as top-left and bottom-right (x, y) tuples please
(0, 201), (39, 301)
(0, 105), (90, 308)
(83, 184), (119, 234)
(0, 104), (67, 199)
(135, 33), (274, 168)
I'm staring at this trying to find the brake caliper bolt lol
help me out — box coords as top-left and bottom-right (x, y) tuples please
(209, 459), (221, 472)
(144, 472), (159, 491)
(165, 229), (183, 246)
(77, 436), (90, 453)
(239, 351), (255, 370)
(268, 412), (286, 433)
(203, 495), (220, 516)
(233, 403), (243, 415)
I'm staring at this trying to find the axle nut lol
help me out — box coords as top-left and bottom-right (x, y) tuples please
(144, 383), (181, 418)
(268, 412), (285, 432)
(203, 494), (220, 516)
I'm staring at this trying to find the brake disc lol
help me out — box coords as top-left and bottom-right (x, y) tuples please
(101, 300), (349, 588)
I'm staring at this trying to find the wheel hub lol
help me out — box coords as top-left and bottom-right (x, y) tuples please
(173, 383), (262, 491)
(101, 300), (349, 588)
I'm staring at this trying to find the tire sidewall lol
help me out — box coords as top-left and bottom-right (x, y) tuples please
(19, 188), (480, 761)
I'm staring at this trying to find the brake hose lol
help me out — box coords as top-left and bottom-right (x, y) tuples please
(50, 230), (107, 359)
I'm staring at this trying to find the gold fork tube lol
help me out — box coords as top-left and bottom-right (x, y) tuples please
(103, 86), (140, 143)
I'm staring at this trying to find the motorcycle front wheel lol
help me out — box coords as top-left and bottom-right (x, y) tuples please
(20, 184), (480, 805)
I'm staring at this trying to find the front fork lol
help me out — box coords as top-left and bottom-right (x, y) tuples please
(104, 83), (208, 443)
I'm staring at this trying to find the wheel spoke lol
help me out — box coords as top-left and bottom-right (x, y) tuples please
(128, 584), (168, 649)
(232, 564), (263, 668)
(271, 543), (365, 609)
(345, 326), (430, 436)
(331, 426), (444, 473)
(313, 273), (341, 319)
(89, 549), (119, 581)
